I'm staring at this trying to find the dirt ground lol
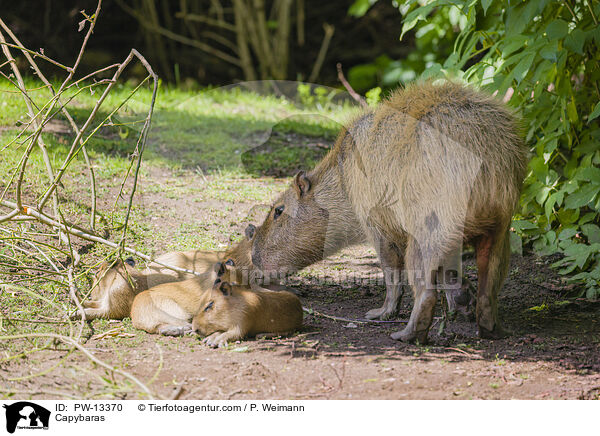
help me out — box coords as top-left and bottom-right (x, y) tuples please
(2, 159), (599, 401)
(4, 240), (600, 399)
(87, 250), (600, 400)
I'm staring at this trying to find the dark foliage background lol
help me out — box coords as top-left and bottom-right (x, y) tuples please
(0, 0), (414, 85)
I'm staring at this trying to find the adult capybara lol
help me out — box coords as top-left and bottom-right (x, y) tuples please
(251, 81), (527, 343)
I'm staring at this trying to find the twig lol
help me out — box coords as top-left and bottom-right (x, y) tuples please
(170, 386), (186, 400)
(302, 307), (408, 324)
(116, 0), (241, 67)
(68, 266), (86, 342)
(336, 63), (368, 108)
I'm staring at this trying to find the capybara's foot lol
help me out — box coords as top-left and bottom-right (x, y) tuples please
(391, 327), (429, 344)
(449, 306), (475, 322)
(365, 306), (395, 320)
(478, 323), (511, 339)
(202, 332), (221, 348)
(202, 332), (230, 348)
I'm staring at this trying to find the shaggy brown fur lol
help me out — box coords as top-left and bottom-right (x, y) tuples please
(252, 81), (527, 343)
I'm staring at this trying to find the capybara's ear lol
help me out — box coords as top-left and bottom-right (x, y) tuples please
(293, 171), (311, 197)
(219, 281), (232, 296)
(225, 258), (235, 267)
(214, 262), (226, 277)
(245, 224), (256, 240)
(125, 257), (135, 267)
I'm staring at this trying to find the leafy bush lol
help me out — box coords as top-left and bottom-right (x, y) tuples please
(350, 0), (600, 298)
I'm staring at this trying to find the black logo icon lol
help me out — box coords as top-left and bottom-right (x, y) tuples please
(3, 402), (50, 433)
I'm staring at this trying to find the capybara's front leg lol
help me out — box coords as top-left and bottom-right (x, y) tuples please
(391, 238), (437, 343)
(391, 286), (436, 343)
(365, 237), (405, 320)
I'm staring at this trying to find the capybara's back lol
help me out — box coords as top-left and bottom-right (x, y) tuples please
(345, 82), (526, 249)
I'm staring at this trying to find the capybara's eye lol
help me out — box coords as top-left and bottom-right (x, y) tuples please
(273, 205), (284, 220)
(204, 301), (214, 312)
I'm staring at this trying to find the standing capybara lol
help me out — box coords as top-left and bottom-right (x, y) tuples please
(251, 81), (527, 343)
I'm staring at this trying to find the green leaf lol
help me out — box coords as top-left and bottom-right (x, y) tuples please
(348, 0), (375, 17)
(564, 28), (586, 55)
(567, 98), (578, 123)
(582, 224), (600, 244)
(400, 3), (436, 39)
(558, 227), (577, 240)
(586, 286), (599, 300)
(574, 167), (600, 185)
(512, 220), (538, 231)
(481, 0), (493, 15)
(545, 192), (558, 218)
(509, 231), (522, 255)
(502, 36), (529, 57)
(589, 102), (600, 122)
(529, 156), (548, 182)
(557, 208), (580, 225)
(539, 40), (559, 62)
(564, 183), (599, 209)
(536, 186), (551, 205)
(564, 243), (593, 269)
(546, 20), (569, 40)
(579, 212), (597, 225)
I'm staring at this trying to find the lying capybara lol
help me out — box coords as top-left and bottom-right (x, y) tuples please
(74, 225), (258, 321)
(192, 262), (303, 348)
(129, 264), (222, 336)
(251, 81), (527, 343)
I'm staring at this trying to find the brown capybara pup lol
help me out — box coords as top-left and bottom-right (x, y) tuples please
(192, 264), (303, 348)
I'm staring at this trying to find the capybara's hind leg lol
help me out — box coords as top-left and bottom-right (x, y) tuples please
(440, 248), (474, 321)
(158, 323), (193, 336)
(391, 239), (436, 343)
(476, 230), (511, 339)
(70, 306), (106, 320)
(365, 237), (405, 320)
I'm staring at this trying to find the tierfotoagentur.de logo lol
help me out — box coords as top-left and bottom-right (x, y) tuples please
(2, 402), (50, 434)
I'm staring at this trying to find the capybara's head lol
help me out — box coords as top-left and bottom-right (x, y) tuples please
(192, 279), (236, 336)
(91, 257), (137, 299)
(252, 171), (329, 275)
